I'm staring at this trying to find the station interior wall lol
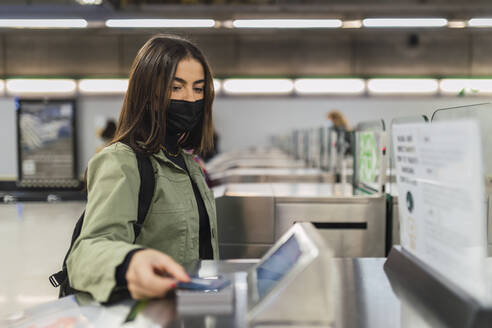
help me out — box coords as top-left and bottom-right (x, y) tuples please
(0, 95), (489, 178)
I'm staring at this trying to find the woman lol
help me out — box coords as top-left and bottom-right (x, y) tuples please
(327, 109), (352, 156)
(67, 35), (219, 302)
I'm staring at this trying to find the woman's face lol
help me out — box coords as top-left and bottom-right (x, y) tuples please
(171, 58), (205, 102)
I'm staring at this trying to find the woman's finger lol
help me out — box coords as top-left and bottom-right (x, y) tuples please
(138, 265), (177, 296)
(152, 253), (190, 282)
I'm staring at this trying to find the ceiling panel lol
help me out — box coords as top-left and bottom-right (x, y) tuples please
(471, 34), (492, 76)
(354, 32), (469, 76)
(5, 32), (120, 76)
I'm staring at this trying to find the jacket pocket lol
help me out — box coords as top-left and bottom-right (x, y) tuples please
(138, 211), (188, 265)
(151, 174), (191, 213)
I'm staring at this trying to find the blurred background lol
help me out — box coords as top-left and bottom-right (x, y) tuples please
(3, 0), (492, 321)
(1, 0), (492, 181)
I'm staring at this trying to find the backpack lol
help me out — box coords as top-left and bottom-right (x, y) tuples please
(49, 152), (155, 298)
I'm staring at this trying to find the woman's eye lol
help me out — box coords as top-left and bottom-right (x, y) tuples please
(194, 87), (204, 93)
(172, 86), (182, 91)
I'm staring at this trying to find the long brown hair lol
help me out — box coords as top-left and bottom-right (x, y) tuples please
(112, 34), (215, 155)
(327, 110), (350, 131)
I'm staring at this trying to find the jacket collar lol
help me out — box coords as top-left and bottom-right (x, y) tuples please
(152, 149), (186, 172)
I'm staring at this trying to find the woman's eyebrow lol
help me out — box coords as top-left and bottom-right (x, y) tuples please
(173, 77), (186, 84)
(173, 77), (204, 85)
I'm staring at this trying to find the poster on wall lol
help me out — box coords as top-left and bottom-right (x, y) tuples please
(16, 99), (79, 188)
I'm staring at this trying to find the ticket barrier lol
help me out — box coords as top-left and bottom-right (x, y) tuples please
(216, 183), (386, 259)
(14, 222), (478, 328)
(209, 167), (334, 185)
(208, 126), (349, 187)
(385, 246), (492, 328)
(216, 120), (388, 259)
(388, 120), (492, 328)
(206, 149), (305, 175)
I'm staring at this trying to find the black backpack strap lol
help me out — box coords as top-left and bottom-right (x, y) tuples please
(49, 210), (85, 291)
(133, 153), (156, 240)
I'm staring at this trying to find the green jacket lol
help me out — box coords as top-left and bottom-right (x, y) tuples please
(66, 142), (219, 302)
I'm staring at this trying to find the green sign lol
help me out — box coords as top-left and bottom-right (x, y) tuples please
(359, 132), (378, 183)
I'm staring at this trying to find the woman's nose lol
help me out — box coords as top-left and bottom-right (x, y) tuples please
(184, 87), (196, 102)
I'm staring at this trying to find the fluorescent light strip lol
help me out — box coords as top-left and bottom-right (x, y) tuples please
(440, 79), (492, 95)
(6, 79), (77, 95)
(0, 80), (4, 95)
(363, 18), (447, 28)
(79, 79), (128, 94)
(468, 18), (492, 27)
(448, 20), (467, 28)
(76, 0), (103, 4)
(9, 78), (492, 97)
(106, 19), (215, 28)
(232, 19), (342, 29)
(223, 79), (294, 95)
(294, 79), (365, 95)
(78, 78), (221, 94)
(367, 79), (438, 95)
(0, 19), (87, 29)
(213, 79), (221, 93)
(342, 20), (362, 29)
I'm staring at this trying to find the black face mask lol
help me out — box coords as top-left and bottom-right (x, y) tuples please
(165, 99), (204, 135)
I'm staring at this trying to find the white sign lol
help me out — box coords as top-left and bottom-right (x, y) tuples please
(22, 160), (36, 175)
(393, 121), (489, 302)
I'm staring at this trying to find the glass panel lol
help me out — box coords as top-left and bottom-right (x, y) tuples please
(431, 103), (492, 181)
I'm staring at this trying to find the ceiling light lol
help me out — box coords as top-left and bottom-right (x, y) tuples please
(362, 18), (447, 28)
(78, 79), (128, 94)
(342, 20), (362, 29)
(468, 18), (492, 27)
(367, 79), (438, 95)
(440, 79), (492, 95)
(294, 79), (365, 95)
(448, 20), (467, 28)
(223, 79), (294, 95)
(6, 79), (77, 95)
(232, 19), (342, 29)
(0, 80), (4, 95)
(0, 19), (87, 29)
(105, 19), (215, 28)
(76, 0), (103, 4)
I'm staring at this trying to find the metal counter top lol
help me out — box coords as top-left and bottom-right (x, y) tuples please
(4, 258), (448, 328)
(220, 182), (354, 198)
(207, 159), (306, 174)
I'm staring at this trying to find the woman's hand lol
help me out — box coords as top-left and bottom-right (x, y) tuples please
(126, 249), (190, 299)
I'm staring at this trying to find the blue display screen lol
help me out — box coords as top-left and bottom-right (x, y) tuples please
(256, 235), (302, 299)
